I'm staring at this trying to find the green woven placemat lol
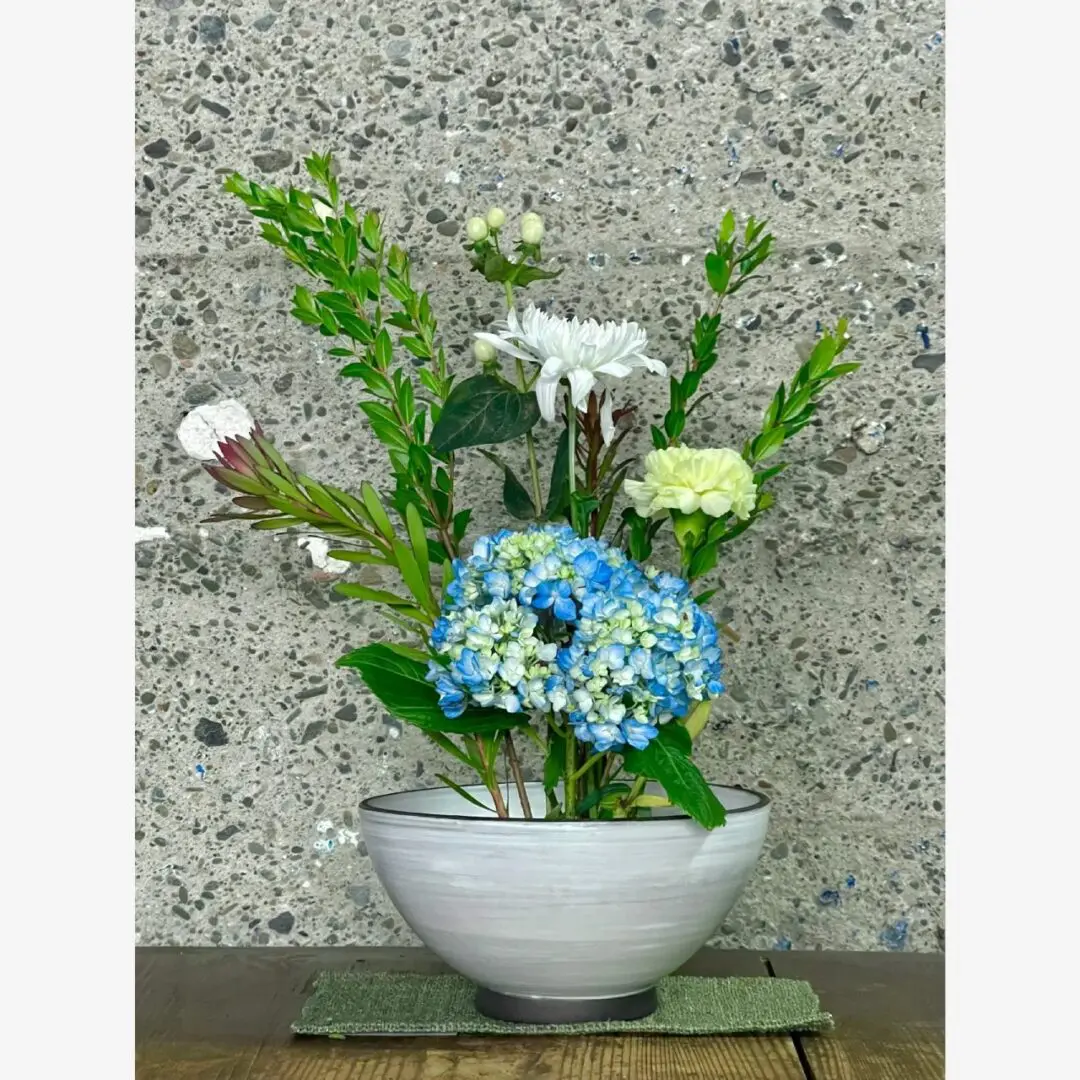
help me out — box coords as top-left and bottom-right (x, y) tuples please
(293, 971), (833, 1037)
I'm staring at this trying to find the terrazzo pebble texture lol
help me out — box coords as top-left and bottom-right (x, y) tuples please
(135, 0), (945, 953)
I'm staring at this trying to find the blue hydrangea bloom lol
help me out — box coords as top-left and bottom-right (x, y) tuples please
(426, 525), (725, 750)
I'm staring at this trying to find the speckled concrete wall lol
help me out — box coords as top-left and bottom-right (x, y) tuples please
(135, 1), (944, 952)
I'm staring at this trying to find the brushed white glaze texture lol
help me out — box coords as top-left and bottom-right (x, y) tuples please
(359, 782), (770, 1000)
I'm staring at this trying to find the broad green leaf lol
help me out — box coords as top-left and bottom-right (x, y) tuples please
(479, 450), (534, 520)
(751, 427), (785, 462)
(374, 328), (393, 370)
(502, 466), (535, 519)
(428, 374), (541, 453)
(808, 336), (838, 379)
(705, 251), (732, 295)
(513, 263), (563, 286)
(688, 543), (718, 580)
(361, 210), (381, 252)
(543, 734), (566, 792)
(719, 209), (736, 243)
(621, 723), (726, 830)
(453, 508), (473, 542)
(335, 644), (531, 734)
(480, 252), (516, 283)
(622, 507), (653, 562)
(752, 462), (786, 485)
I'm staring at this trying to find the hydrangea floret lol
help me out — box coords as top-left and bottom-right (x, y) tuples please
(428, 526), (723, 754)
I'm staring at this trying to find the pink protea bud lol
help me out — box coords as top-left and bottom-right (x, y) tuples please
(214, 435), (258, 477)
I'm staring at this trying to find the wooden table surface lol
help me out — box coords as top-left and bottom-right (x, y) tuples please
(135, 946), (943, 1080)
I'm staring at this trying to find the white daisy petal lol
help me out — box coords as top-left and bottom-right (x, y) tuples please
(472, 332), (537, 363)
(534, 375), (561, 421)
(594, 359), (634, 379)
(565, 366), (596, 409)
(600, 392), (616, 445)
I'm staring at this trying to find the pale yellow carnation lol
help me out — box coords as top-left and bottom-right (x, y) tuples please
(624, 446), (757, 520)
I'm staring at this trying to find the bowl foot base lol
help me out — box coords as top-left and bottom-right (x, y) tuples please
(474, 985), (658, 1025)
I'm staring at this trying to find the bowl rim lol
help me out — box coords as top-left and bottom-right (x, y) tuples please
(358, 781), (770, 823)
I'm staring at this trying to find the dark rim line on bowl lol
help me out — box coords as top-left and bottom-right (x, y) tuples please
(358, 783), (770, 822)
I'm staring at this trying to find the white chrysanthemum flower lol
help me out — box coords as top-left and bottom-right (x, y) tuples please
(474, 304), (666, 443)
(624, 446), (758, 520)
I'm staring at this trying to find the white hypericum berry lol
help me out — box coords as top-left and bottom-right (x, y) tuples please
(473, 338), (497, 363)
(485, 206), (507, 229)
(520, 212), (544, 245)
(466, 216), (489, 242)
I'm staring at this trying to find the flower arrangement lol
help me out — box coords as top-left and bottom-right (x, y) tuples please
(200, 151), (859, 830)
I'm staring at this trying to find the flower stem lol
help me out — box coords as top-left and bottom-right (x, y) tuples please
(504, 733), (533, 820)
(566, 387), (577, 497)
(568, 751), (605, 784)
(473, 735), (509, 818)
(623, 773), (649, 817)
(503, 282), (544, 517)
(564, 727), (578, 818)
(516, 361), (544, 516)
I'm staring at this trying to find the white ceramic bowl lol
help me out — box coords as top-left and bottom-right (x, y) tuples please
(359, 781), (770, 1021)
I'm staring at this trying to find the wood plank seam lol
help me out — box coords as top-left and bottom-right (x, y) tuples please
(762, 956), (817, 1080)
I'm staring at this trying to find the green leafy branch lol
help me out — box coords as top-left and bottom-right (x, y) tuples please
(202, 428), (455, 635)
(670, 319), (860, 581)
(652, 212), (774, 451)
(224, 152), (460, 558)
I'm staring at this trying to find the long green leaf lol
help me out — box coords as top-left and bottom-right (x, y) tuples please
(435, 774), (495, 812)
(325, 549), (387, 565)
(359, 483), (396, 542)
(621, 724), (726, 830)
(392, 538), (435, 614)
(298, 476), (357, 529)
(544, 428), (570, 520)
(404, 503), (431, 592)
